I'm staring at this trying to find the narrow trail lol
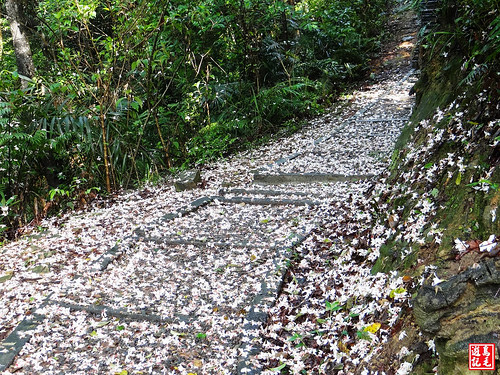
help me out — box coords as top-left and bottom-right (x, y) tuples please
(0, 7), (419, 375)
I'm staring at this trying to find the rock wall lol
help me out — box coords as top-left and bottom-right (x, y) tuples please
(413, 259), (500, 373)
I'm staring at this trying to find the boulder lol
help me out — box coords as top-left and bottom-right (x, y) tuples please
(174, 169), (201, 192)
(413, 259), (500, 374)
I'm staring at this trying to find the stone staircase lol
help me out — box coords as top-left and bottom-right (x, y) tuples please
(0, 68), (417, 374)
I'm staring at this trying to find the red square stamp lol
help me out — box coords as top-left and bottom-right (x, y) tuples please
(469, 343), (496, 371)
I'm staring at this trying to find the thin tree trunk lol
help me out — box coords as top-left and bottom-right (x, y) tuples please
(0, 17), (3, 61)
(99, 112), (112, 193)
(5, 0), (35, 87)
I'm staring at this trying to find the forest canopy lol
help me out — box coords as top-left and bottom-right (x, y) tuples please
(0, 0), (388, 239)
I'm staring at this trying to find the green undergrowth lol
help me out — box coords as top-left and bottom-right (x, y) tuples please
(0, 0), (391, 241)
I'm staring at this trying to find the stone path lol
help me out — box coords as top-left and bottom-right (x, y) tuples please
(0, 29), (417, 375)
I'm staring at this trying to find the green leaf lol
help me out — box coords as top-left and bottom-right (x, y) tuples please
(356, 330), (371, 341)
(269, 363), (286, 372)
(389, 287), (406, 298)
(467, 179), (499, 191)
(116, 325), (125, 331)
(130, 101), (139, 111)
(326, 300), (342, 312)
(30, 265), (50, 274)
(455, 172), (462, 185)
(0, 272), (14, 283)
(170, 330), (187, 337)
(288, 333), (302, 341)
(48, 189), (57, 201)
(85, 187), (100, 194)
(90, 330), (98, 337)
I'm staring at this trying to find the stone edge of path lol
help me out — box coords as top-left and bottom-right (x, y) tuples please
(0, 313), (45, 372)
(236, 229), (312, 375)
(214, 195), (322, 206)
(219, 187), (315, 198)
(0, 295), (54, 372)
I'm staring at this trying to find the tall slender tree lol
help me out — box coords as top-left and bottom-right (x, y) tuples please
(5, 0), (35, 87)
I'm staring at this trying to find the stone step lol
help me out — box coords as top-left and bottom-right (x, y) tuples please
(48, 228), (310, 322)
(92, 193), (313, 274)
(134, 224), (308, 249)
(134, 237), (276, 249)
(356, 117), (410, 122)
(162, 196), (214, 220)
(214, 195), (322, 206)
(253, 172), (374, 184)
(90, 196), (215, 273)
(46, 299), (173, 324)
(136, 202), (311, 242)
(219, 187), (319, 198)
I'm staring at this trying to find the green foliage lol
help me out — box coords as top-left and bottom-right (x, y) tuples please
(421, 0), (500, 89)
(0, 192), (18, 236)
(467, 179), (499, 191)
(0, 0), (389, 240)
(356, 329), (372, 341)
(325, 300), (343, 313)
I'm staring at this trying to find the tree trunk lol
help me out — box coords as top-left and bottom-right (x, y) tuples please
(5, 0), (35, 86)
(0, 17), (3, 61)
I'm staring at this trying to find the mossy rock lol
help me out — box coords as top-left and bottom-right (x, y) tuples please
(413, 260), (500, 374)
(371, 240), (418, 274)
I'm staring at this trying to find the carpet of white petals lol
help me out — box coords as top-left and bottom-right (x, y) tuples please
(253, 194), (411, 375)
(0, 20), (420, 375)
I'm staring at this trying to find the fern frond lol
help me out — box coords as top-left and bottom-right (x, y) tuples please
(460, 63), (488, 86)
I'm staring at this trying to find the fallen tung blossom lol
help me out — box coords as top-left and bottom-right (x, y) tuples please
(479, 234), (497, 253)
(1, 92), (413, 375)
(0, 12), (438, 374)
(1, 69), (419, 374)
(395, 361), (413, 375)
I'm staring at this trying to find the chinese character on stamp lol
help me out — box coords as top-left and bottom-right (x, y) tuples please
(469, 343), (496, 371)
